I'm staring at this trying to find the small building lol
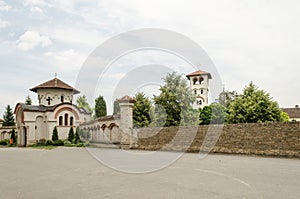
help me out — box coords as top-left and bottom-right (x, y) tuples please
(186, 70), (212, 109)
(14, 77), (92, 146)
(282, 106), (300, 121)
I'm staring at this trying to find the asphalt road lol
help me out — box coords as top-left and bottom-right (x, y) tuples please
(0, 147), (299, 199)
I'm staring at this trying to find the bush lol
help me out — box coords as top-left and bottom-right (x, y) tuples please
(37, 139), (47, 145)
(53, 139), (64, 146)
(76, 143), (84, 147)
(0, 139), (9, 145)
(46, 140), (53, 145)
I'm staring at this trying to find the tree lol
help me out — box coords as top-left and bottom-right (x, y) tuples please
(199, 106), (212, 125)
(68, 127), (75, 142)
(95, 95), (107, 118)
(76, 95), (93, 113)
(74, 127), (81, 143)
(52, 126), (59, 141)
(10, 129), (16, 144)
(133, 92), (152, 127)
(153, 72), (198, 127)
(25, 95), (32, 105)
(3, 105), (15, 126)
(218, 90), (238, 108)
(113, 99), (120, 115)
(227, 82), (287, 124)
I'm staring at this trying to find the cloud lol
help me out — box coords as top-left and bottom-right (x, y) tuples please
(30, 6), (44, 15)
(17, 31), (52, 51)
(0, 18), (9, 29)
(44, 49), (86, 71)
(0, 0), (11, 11)
(24, 0), (49, 7)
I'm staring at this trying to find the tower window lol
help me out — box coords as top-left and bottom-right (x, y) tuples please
(199, 77), (204, 84)
(59, 116), (63, 125)
(61, 96), (64, 103)
(194, 90), (197, 94)
(64, 114), (68, 126)
(193, 77), (198, 85)
(201, 90), (204, 94)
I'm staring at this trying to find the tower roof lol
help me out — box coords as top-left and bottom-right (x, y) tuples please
(186, 70), (212, 79)
(118, 95), (136, 103)
(30, 78), (80, 94)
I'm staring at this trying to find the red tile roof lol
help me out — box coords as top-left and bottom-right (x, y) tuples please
(0, 118), (3, 122)
(30, 78), (80, 94)
(118, 95), (136, 103)
(186, 70), (212, 79)
(282, 108), (300, 119)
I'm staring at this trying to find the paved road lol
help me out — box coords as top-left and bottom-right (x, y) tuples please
(0, 147), (299, 199)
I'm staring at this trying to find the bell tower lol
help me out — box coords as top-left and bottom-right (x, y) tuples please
(186, 70), (212, 109)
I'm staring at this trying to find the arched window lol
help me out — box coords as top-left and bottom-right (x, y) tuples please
(61, 96), (64, 103)
(194, 90), (197, 95)
(70, 117), (74, 126)
(193, 77), (198, 85)
(200, 89), (204, 94)
(64, 114), (68, 126)
(199, 77), (204, 84)
(59, 116), (63, 125)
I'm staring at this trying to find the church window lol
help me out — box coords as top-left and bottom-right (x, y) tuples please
(61, 96), (64, 103)
(59, 116), (63, 125)
(201, 90), (204, 94)
(70, 117), (74, 126)
(194, 90), (197, 95)
(64, 114), (68, 126)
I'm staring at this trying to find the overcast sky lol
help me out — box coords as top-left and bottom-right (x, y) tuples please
(0, 0), (299, 116)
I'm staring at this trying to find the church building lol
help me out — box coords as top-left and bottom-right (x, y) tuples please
(14, 77), (91, 146)
(186, 70), (212, 109)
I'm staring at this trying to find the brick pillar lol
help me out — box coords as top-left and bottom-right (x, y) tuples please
(119, 95), (136, 148)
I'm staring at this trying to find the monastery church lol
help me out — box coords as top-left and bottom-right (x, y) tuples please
(14, 77), (91, 146)
(10, 69), (211, 146)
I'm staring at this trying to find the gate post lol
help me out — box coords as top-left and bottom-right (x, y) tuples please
(119, 95), (136, 149)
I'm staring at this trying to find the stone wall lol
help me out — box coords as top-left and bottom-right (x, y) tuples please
(136, 122), (300, 158)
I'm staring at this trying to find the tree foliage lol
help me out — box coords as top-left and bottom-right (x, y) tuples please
(218, 90), (238, 108)
(153, 72), (198, 127)
(199, 103), (226, 125)
(133, 92), (151, 127)
(3, 105), (15, 126)
(52, 126), (59, 141)
(68, 127), (75, 142)
(227, 82), (287, 123)
(76, 95), (93, 113)
(95, 95), (107, 118)
(113, 99), (120, 115)
(25, 95), (32, 105)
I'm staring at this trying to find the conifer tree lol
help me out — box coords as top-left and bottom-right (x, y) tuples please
(3, 105), (15, 126)
(68, 127), (75, 142)
(52, 126), (59, 141)
(95, 95), (107, 118)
